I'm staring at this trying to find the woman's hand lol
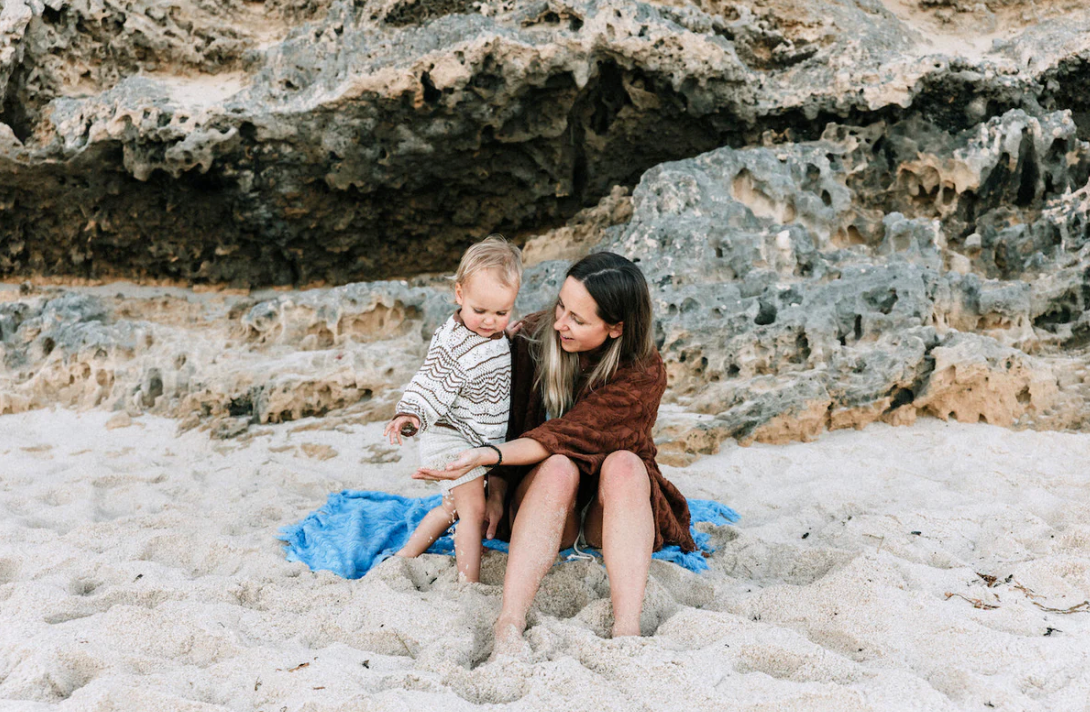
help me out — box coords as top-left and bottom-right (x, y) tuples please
(483, 476), (507, 539)
(412, 447), (489, 481)
(383, 414), (420, 445)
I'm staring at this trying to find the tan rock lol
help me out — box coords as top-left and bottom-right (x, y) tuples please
(106, 412), (132, 430)
(299, 443), (338, 461)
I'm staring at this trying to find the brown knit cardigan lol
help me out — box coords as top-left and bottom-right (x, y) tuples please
(492, 312), (695, 552)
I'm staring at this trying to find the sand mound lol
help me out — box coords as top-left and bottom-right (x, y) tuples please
(0, 410), (1087, 710)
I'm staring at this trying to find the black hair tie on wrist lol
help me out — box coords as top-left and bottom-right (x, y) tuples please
(483, 443), (503, 467)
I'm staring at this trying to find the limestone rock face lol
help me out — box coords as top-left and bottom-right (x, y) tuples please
(0, 281), (452, 435)
(2, 1), (1090, 449)
(3, 0), (1090, 286)
(600, 107), (1090, 456)
(3, 106), (1090, 448)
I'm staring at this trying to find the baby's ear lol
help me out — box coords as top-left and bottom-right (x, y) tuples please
(454, 282), (464, 305)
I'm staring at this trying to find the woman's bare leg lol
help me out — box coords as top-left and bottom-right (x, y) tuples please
(449, 477), (486, 583)
(397, 496), (457, 558)
(494, 455), (580, 644)
(583, 450), (653, 637)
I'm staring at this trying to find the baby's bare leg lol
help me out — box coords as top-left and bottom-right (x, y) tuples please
(449, 476), (486, 583)
(397, 496), (457, 558)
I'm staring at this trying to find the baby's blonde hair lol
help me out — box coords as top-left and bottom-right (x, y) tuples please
(455, 235), (523, 288)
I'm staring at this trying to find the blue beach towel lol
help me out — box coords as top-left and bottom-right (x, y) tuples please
(279, 490), (739, 578)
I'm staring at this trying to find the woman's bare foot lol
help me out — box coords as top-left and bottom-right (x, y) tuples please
(489, 616), (530, 661)
(611, 622), (641, 638)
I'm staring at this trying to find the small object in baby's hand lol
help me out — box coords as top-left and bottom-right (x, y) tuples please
(400, 422), (418, 437)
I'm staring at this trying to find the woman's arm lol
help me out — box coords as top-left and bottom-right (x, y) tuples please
(415, 356), (665, 481)
(412, 437), (549, 482)
(518, 356), (665, 460)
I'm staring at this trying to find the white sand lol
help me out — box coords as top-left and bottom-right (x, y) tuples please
(1, 410), (1088, 711)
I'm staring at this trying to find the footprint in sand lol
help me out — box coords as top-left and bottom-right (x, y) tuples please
(20, 444), (54, 460)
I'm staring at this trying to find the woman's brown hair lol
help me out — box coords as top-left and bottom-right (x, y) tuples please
(533, 252), (654, 417)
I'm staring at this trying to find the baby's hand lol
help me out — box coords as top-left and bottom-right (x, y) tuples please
(383, 414), (420, 445)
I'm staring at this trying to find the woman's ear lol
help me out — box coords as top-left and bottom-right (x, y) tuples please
(608, 322), (624, 339)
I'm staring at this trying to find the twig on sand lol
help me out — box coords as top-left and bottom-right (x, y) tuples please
(288, 662), (310, 672)
(975, 572), (1011, 588)
(944, 592), (999, 610)
(1031, 600), (1090, 615)
(1013, 581), (1043, 600)
(392, 631), (416, 657)
(970, 577), (1088, 613)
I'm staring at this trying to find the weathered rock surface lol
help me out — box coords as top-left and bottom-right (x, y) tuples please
(602, 107), (1090, 456)
(3, 0), (1090, 285)
(2, 106), (1089, 449)
(0, 281), (448, 435)
(2, 1), (1090, 449)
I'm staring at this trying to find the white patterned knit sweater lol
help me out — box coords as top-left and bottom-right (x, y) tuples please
(395, 313), (511, 447)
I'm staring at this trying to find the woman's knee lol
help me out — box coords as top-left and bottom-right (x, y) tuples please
(537, 454), (580, 494)
(599, 451), (650, 499)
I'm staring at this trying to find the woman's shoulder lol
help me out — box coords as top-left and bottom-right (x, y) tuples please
(508, 309), (549, 355)
(604, 351), (666, 404)
(517, 309), (549, 334)
(618, 349), (665, 383)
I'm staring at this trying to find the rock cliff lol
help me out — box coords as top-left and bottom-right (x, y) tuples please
(2, 0), (1090, 446)
(2, 0), (1089, 285)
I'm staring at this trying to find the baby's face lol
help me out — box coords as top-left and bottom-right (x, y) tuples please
(455, 269), (519, 338)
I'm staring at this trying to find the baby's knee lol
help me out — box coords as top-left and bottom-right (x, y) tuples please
(440, 495), (459, 518)
(457, 492), (486, 522)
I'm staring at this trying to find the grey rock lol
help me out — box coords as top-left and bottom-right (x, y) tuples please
(0, 280), (453, 432)
(2, 0), (1090, 286)
(591, 107), (1089, 449)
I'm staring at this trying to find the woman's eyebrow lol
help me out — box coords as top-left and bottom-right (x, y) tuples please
(558, 296), (583, 321)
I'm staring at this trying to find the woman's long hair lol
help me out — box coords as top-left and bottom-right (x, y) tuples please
(533, 252), (654, 418)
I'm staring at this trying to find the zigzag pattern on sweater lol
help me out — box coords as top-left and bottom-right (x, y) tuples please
(396, 313), (511, 446)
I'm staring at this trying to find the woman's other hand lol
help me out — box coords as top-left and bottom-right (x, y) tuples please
(483, 477), (507, 539)
(383, 414), (420, 445)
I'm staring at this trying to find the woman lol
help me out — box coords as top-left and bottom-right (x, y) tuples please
(414, 252), (693, 644)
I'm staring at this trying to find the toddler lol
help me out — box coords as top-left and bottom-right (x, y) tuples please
(384, 235), (522, 583)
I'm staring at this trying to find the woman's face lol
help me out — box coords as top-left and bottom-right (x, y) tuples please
(553, 276), (623, 353)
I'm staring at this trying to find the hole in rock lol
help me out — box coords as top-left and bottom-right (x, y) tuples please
(754, 300), (777, 326)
